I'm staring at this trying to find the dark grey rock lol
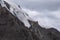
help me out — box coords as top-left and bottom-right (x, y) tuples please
(29, 21), (60, 40)
(0, 6), (34, 40)
(0, 1), (60, 40)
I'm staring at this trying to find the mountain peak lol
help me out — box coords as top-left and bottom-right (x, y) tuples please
(0, 0), (36, 28)
(0, 0), (60, 40)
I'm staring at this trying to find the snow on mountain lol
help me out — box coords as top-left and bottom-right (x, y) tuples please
(0, 0), (60, 31)
(0, 0), (37, 28)
(23, 8), (60, 31)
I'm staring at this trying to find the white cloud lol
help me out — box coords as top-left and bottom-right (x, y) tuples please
(19, 0), (60, 11)
(5, 0), (60, 31)
(22, 8), (60, 31)
(22, 8), (39, 17)
(22, 0), (60, 2)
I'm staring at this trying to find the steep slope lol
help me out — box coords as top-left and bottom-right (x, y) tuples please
(29, 21), (60, 40)
(0, 0), (60, 40)
(0, 5), (33, 40)
(0, 0), (34, 28)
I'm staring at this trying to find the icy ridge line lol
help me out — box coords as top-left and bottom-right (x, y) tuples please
(0, 0), (35, 28)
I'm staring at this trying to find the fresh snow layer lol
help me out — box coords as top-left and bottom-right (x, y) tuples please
(0, 0), (60, 31)
(0, 0), (36, 28)
(23, 8), (60, 31)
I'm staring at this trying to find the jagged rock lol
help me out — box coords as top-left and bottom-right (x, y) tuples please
(29, 21), (60, 40)
(0, 1), (60, 40)
(0, 6), (34, 40)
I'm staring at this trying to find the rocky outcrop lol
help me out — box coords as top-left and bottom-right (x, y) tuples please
(0, 6), (33, 40)
(29, 21), (60, 40)
(0, 1), (60, 40)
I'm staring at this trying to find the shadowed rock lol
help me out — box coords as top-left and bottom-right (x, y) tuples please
(0, 6), (34, 40)
(0, 1), (60, 40)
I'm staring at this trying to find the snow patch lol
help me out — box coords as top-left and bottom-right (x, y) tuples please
(0, 0), (36, 28)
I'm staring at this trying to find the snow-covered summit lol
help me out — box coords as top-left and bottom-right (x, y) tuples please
(0, 0), (36, 28)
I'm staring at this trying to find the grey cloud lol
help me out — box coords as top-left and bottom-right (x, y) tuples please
(20, 0), (60, 11)
(13, 0), (60, 31)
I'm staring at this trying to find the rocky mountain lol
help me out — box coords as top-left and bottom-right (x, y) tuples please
(0, 0), (60, 40)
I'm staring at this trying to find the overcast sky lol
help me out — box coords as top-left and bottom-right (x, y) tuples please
(7, 0), (60, 11)
(19, 0), (60, 31)
(5, 0), (60, 31)
(19, 0), (60, 11)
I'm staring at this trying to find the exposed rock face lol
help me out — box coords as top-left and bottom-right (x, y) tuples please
(29, 21), (60, 40)
(0, 6), (33, 40)
(0, 1), (60, 40)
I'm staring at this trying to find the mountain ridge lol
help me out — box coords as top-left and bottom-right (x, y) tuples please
(0, 0), (60, 40)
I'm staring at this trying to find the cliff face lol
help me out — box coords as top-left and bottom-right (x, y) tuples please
(29, 21), (60, 40)
(0, 6), (33, 40)
(0, 1), (60, 40)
